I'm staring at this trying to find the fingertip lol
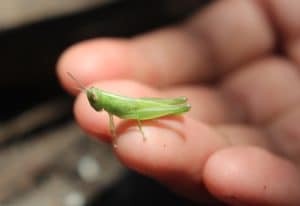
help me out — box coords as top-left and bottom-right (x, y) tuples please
(56, 41), (92, 95)
(203, 146), (300, 205)
(56, 38), (133, 94)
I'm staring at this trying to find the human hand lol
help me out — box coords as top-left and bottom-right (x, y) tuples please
(57, 0), (300, 205)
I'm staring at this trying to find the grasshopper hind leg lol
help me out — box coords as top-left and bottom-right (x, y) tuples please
(137, 119), (146, 142)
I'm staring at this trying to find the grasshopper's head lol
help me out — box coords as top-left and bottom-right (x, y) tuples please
(86, 87), (103, 111)
(66, 72), (103, 111)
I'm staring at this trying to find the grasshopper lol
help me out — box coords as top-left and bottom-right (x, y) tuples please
(68, 73), (191, 141)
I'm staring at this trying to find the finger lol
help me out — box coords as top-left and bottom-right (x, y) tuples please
(57, 39), (133, 94)
(57, 27), (212, 94)
(221, 56), (300, 124)
(57, 0), (275, 94)
(204, 146), (300, 205)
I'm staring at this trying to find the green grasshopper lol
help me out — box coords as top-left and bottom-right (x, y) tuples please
(68, 73), (191, 141)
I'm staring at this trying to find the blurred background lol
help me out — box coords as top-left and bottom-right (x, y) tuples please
(0, 1), (213, 205)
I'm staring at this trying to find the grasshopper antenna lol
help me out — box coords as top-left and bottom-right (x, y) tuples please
(67, 72), (87, 92)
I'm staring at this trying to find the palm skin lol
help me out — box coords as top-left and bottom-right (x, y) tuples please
(57, 1), (300, 205)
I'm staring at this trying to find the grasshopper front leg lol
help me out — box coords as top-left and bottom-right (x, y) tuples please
(137, 119), (146, 142)
(108, 113), (118, 148)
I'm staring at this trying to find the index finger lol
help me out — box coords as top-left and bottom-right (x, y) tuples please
(57, 0), (274, 94)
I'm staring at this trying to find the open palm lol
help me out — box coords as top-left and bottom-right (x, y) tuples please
(57, 1), (300, 205)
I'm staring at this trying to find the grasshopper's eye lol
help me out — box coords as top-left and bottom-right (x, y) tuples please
(87, 90), (98, 104)
(86, 88), (103, 111)
(91, 92), (97, 102)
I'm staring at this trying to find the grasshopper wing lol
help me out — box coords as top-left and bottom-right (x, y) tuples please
(119, 104), (191, 120)
(139, 97), (187, 105)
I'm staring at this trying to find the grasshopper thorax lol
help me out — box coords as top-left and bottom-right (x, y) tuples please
(86, 87), (103, 111)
